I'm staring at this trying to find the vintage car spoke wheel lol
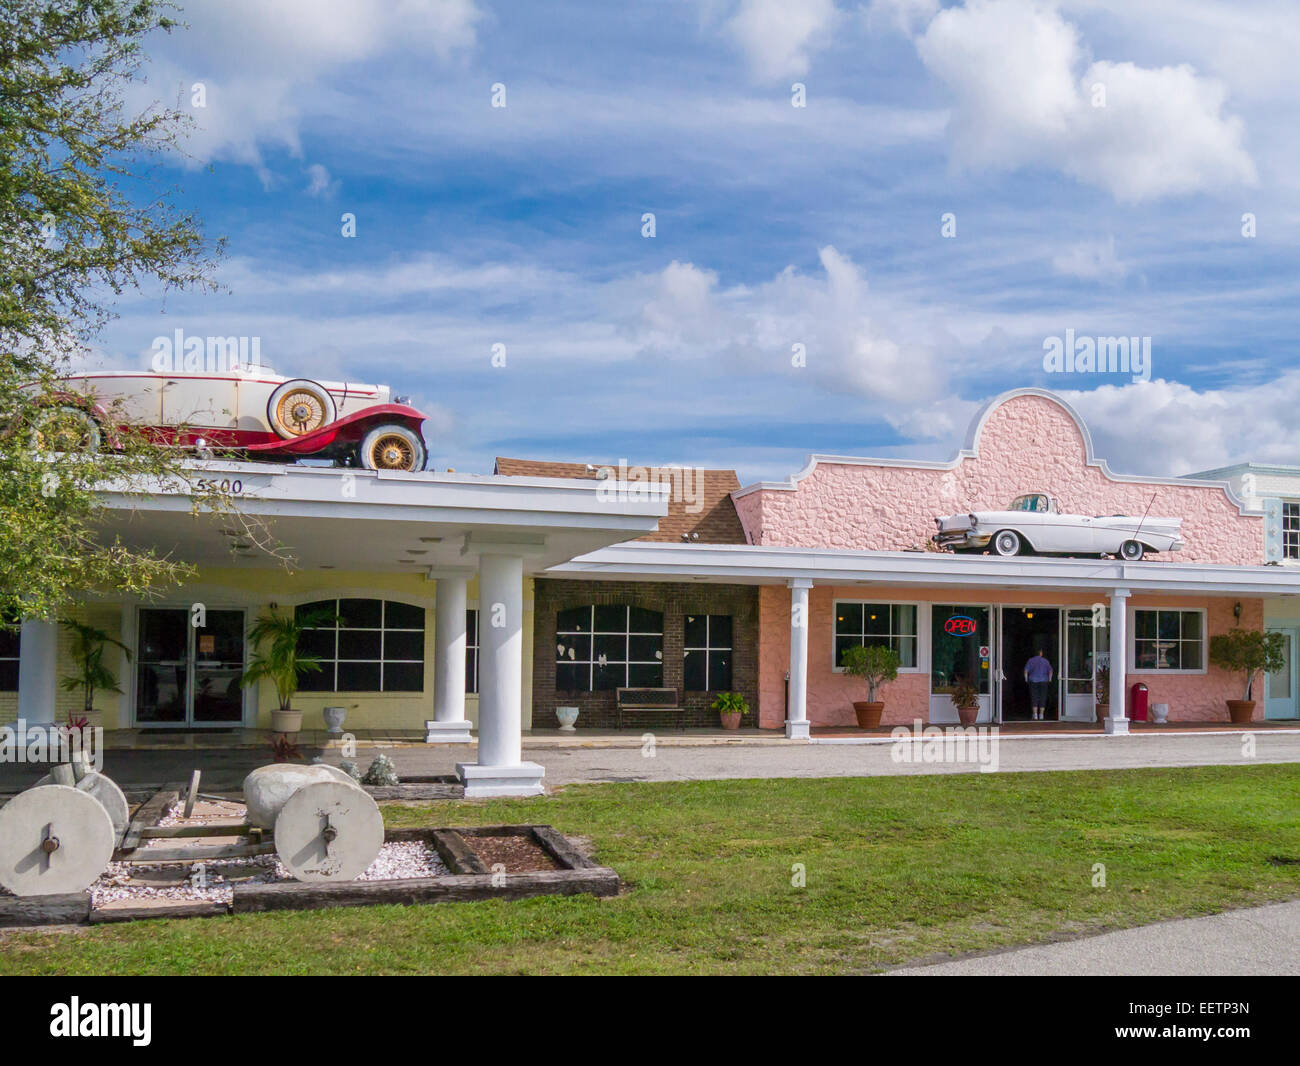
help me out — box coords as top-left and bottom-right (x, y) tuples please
(991, 529), (1022, 557)
(30, 405), (101, 455)
(360, 424), (426, 472)
(1119, 539), (1145, 561)
(267, 379), (337, 439)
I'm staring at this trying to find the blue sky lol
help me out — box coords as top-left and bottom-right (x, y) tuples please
(91, 0), (1300, 483)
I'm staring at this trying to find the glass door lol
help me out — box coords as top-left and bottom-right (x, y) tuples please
(1266, 626), (1299, 720)
(1062, 609), (1099, 721)
(136, 608), (246, 727)
(930, 604), (993, 724)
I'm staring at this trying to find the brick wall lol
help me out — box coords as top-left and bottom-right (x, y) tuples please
(531, 578), (760, 729)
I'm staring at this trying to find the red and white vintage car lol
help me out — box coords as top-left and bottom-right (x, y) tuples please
(41, 365), (430, 471)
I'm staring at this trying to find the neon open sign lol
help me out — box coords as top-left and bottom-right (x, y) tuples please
(944, 615), (978, 636)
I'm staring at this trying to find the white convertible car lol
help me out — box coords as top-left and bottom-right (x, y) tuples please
(933, 493), (1184, 560)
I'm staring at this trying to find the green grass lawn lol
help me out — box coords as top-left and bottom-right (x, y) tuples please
(3, 764), (1300, 974)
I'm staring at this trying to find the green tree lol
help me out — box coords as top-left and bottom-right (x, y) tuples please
(0, 0), (235, 623)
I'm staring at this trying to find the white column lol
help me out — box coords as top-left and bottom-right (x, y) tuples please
(1105, 589), (1130, 735)
(786, 579), (813, 739)
(456, 554), (544, 796)
(17, 618), (58, 725)
(426, 574), (473, 744)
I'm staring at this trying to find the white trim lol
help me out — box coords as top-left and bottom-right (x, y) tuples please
(731, 388), (1259, 519)
(1128, 605), (1208, 675)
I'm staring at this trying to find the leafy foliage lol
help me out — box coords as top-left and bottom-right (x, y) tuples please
(57, 617), (131, 714)
(839, 642), (901, 702)
(0, 1), (232, 624)
(241, 608), (339, 711)
(709, 691), (749, 717)
(1209, 628), (1287, 701)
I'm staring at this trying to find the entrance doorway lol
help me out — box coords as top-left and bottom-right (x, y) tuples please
(135, 608), (247, 727)
(1266, 625), (1299, 720)
(1000, 607), (1060, 721)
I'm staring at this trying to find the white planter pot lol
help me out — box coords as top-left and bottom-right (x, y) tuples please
(322, 706), (347, 734)
(1151, 702), (1170, 724)
(555, 706), (579, 732)
(271, 708), (303, 734)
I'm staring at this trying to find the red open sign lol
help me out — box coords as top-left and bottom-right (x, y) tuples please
(944, 615), (978, 636)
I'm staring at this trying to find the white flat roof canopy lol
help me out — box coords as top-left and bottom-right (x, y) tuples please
(94, 460), (669, 574)
(551, 542), (1300, 598)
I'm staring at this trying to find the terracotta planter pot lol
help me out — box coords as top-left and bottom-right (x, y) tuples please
(854, 701), (885, 729)
(719, 711), (742, 730)
(271, 708), (303, 734)
(1227, 699), (1256, 724)
(955, 703), (979, 726)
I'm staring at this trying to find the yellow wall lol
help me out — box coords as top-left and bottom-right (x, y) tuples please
(43, 568), (535, 732)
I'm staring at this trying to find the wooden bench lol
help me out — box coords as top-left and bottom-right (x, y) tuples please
(615, 687), (684, 731)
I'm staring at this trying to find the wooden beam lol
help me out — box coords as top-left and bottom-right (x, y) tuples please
(90, 901), (230, 924)
(118, 841), (276, 863)
(0, 892), (91, 928)
(531, 825), (596, 870)
(117, 787), (180, 852)
(430, 828), (488, 875)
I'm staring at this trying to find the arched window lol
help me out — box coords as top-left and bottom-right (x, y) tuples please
(556, 605), (663, 691)
(296, 599), (425, 693)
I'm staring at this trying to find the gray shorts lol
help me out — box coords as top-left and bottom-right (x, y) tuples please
(1029, 681), (1050, 707)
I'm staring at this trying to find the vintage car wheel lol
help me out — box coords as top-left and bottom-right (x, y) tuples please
(267, 379), (337, 439)
(360, 424), (426, 472)
(990, 529), (1023, 557)
(1119, 539), (1145, 561)
(30, 405), (101, 454)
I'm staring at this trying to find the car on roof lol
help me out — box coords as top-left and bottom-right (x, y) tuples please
(31, 364), (430, 471)
(933, 492), (1184, 561)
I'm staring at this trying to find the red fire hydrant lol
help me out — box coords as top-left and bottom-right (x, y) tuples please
(1130, 681), (1149, 722)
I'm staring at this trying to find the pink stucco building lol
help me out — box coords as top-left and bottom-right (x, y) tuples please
(556, 388), (1297, 734)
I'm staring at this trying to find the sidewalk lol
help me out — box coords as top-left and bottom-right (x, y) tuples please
(890, 899), (1300, 975)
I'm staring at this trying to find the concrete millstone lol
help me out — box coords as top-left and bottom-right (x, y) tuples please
(273, 780), (385, 882)
(0, 785), (116, 896)
(242, 763), (365, 830)
(34, 769), (130, 842)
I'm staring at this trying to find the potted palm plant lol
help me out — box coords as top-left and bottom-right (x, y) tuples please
(710, 691), (748, 729)
(840, 643), (901, 728)
(241, 607), (338, 734)
(1209, 629), (1286, 724)
(58, 619), (131, 734)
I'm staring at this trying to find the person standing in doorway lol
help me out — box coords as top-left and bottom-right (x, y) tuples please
(1024, 648), (1054, 721)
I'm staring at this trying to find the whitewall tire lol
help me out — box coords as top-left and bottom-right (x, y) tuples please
(359, 424), (426, 472)
(267, 379), (336, 438)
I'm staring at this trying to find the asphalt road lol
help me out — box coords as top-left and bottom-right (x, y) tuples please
(890, 899), (1300, 975)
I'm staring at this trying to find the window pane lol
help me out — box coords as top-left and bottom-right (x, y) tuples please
(0, 628), (20, 658)
(836, 603), (863, 636)
(593, 634), (627, 663)
(627, 662), (664, 687)
(556, 606), (590, 633)
(1135, 640), (1158, 669)
(296, 600), (334, 621)
(1182, 639), (1203, 670)
(709, 615), (732, 648)
(0, 660), (17, 691)
(708, 650), (732, 690)
(338, 599), (382, 628)
(556, 634), (590, 663)
(864, 606), (890, 636)
(893, 604), (917, 638)
(1157, 611), (1181, 640)
(337, 629), (382, 660)
(337, 661), (381, 691)
(835, 636), (859, 669)
(384, 630), (424, 661)
(1162, 643), (1182, 670)
(556, 662), (588, 691)
(593, 661), (624, 690)
(594, 605), (627, 632)
(385, 601), (424, 629)
(465, 648), (478, 694)
(1135, 611), (1156, 640)
(465, 609), (478, 644)
(297, 664), (332, 692)
(1181, 611), (1202, 642)
(297, 628), (335, 660)
(383, 662), (423, 692)
(628, 634), (663, 662)
(684, 649), (707, 691)
(897, 636), (917, 669)
(628, 606), (663, 634)
(684, 614), (708, 648)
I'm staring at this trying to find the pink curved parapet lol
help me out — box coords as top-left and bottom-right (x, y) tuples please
(733, 390), (1263, 566)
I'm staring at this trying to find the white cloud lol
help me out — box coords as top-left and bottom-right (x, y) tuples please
(1051, 235), (1128, 282)
(865, 0), (940, 36)
(914, 0), (1256, 202)
(722, 0), (840, 81)
(304, 163), (339, 198)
